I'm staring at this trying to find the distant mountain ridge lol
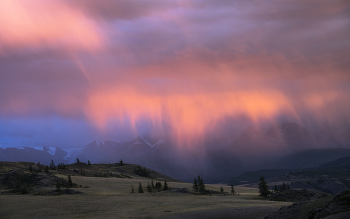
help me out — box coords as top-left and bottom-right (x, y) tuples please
(1, 122), (349, 182)
(0, 145), (67, 165)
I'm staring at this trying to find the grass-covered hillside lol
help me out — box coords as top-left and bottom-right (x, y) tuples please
(0, 161), (292, 219)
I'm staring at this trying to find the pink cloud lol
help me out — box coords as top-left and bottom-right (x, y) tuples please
(0, 0), (103, 54)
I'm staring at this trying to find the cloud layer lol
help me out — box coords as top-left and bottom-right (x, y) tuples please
(0, 0), (349, 146)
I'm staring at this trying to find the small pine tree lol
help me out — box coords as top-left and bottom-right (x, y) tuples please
(258, 175), (271, 197)
(88, 160), (91, 165)
(198, 176), (206, 193)
(50, 160), (55, 170)
(67, 175), (73, 187)
(56, 181), (61, 191)
(119, 159), (124, 166)
(220, 187), (224, 193)
(76, 158), (80, 164)
(163, 181), (169, 191)
(44, 165), (49, 173)
(231, 183), (235, 195)
(155, 182), (163, 191)
(274, 184), (278, 192)
(61, 177), (66, 187)
(151, 180), (155, 189)
(138, 182), (144, 193)
(147, 182), (153, 193)
(37, 162), (42, 172)
(193, 178), (198, 192)
(280, 182), (287, 191)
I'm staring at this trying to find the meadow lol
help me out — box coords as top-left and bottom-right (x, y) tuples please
(0, 174), (291, 219)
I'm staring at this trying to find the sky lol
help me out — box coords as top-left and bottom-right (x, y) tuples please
(0, 0), (349, 148)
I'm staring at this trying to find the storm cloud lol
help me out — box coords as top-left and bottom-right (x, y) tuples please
(0, 0), (349, 147)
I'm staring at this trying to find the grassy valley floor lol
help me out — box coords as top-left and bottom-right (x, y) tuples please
(0, 175), (291, 219)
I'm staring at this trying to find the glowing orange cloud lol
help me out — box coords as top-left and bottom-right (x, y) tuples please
(85, 86), (294, 144)
(0, 0), (103, 53)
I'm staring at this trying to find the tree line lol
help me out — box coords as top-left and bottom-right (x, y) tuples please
(132, 180), (170, 193)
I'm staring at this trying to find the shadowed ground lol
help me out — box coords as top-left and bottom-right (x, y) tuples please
(0, 175), (291, 219)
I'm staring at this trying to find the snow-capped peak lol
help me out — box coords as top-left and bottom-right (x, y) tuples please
(95, 140), (105, 146)
(141, 136), (165, 147)
(141, 136), (154, 147)
(0, 143), (24, 150)
(48, 147), (56, 155)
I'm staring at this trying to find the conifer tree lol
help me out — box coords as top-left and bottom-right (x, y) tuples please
(76, 158), (80, 164)
(56, 181), (61, 191)
(258, 175), (271, 197)
(119, 159), (124, 166)
(280, 182), (287, 191)
(198, 176), (206, 193)
(147, 182), (153, 193)
(155, 182), (162, 191)
(220, 187), (224, 193)
(61, 177), (66, 187)
(50, 160), (55, 170)
(88, 160), (91, 165)
(45, 165), (49, 173)
(193, 178), (198, 192)
(163, 181), (169, 191)
(138, 182), (144, 193)
(67, 175), (73, 187)
(231, 183), (235, 194)
(151, 180), (155, 189)
(274, 184), (278, 192)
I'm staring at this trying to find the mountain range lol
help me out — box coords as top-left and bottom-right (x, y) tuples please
(1, 122), (349, 183)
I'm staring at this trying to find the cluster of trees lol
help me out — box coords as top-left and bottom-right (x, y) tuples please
(93, 171), (114, 178)
(260, 175), (292, 196)
(57, 163), (66, 170)
(132, 180), (170, 193)
(133, 165), (150, 177)
(193, 175), (206, 194)
(219, 184), (236, 194)
(73, 168), (86, 176)
(28, 162), (43, 173)
(55, 175), (78, 190)
(76, 158), (92, 165)
(35, 159), (92, 175)
(12, 174), (32, 194)
(274, 181), (290, 192)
